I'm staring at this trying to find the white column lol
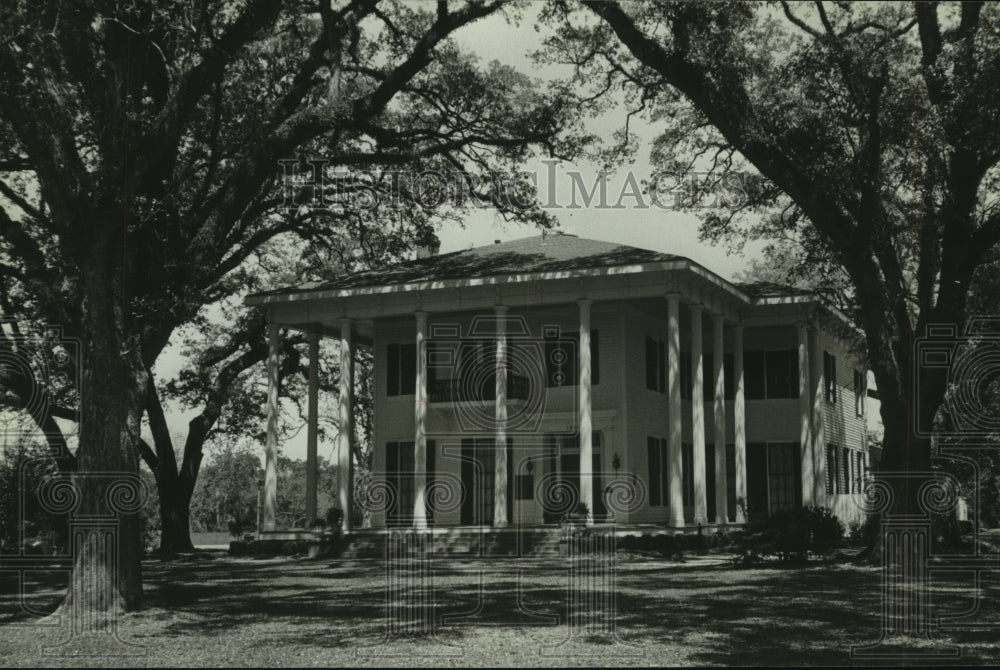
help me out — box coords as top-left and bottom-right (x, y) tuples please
(306, 332), (320, 527)
(578, 299), (594, 524)
(734, 324), (747, 523)
(797, 322), (814, 506)
(666, 293), (685, 527)
(690, 304), (708, 525)
(810, 327), (827, 504)
(494, 305), (509, 528)
(413, 311), (429, 529)
(713, 314), (728, 524)
(338, 318), (355, 531)
(263, 323), (280, 531)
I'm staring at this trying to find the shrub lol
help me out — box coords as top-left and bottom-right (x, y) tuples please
(734, 506), (844, 565)
(227, 517), (255, 539)
(326, 506), (345, 530)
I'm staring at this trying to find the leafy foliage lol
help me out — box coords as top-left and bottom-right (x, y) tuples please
(541, 1), (1000, 491)
(734, 506), (845, 565)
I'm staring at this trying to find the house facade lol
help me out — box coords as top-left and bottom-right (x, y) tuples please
(246, 234), (872, 533)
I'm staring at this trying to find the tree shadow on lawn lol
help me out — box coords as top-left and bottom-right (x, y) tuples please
(609, 563), (1000, 666)
(11, 554), (998, 664)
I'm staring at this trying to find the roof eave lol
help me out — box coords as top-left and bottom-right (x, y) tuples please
(245, 259), (755, 306)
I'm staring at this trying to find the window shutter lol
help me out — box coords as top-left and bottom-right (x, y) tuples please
(647, 437), (661, 506)
(645, 337), (657, 390)
(387, 344), (400, 396)
(826, 444), (836, 495)
(659, 341), (666, 393)
(400, 343), (416, 395)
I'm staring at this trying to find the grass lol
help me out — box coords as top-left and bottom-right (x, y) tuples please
(2, 551), (1000, 667)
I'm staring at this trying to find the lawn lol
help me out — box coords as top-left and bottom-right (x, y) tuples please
(2, 551), (999, 667)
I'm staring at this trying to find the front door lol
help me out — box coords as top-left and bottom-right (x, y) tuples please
(460, 438), (511, 525)
(385, 440), (435, 527)
(543, 432), (606, 521)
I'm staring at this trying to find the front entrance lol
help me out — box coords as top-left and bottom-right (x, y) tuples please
(460, 438), (513, 525)
(542, 432), (606, 522)
(385, 440), (436, 527)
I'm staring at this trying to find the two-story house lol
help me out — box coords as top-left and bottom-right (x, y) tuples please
(246, 233), (872, 534)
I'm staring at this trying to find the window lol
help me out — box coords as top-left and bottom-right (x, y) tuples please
(826, 443), (850, 495)
(702, 354), (736, 401)
(854, 370), (866, 417)
(386, 343), (416, 396)
(516, 474), (534, 500)
(853, 451), (866, 491)
(824, 351), (838, 403)
(647, 436), (668, 505)
(745, 351), (766, 400)
(764, 350), (798, 398)
(545, 330), (599, 387)
(645, 337), (666, 393)
(744, 350), (798, 399)
(767, 443), (799, 514)
(746, 442), (801, 518)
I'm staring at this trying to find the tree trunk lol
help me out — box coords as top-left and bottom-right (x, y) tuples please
(67, 255), (146, 613)
(157, 482), (195, 553)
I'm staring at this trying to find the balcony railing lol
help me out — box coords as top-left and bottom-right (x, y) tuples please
(428, 374), (530, 403)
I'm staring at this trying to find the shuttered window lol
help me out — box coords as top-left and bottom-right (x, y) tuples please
(647, 436), (667, 506)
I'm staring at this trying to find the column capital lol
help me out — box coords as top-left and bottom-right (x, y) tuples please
(712, 313), (726, 326)
(689, 302), (704, 314)
(576, 297), (593, 307)
(664, 290), (683, 302)
(339, 316), (353, 327)
(494, 304), (509, 315)
(414, 310), (429, 322)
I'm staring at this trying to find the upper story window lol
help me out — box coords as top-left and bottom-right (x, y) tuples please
(680, 352), (692, 400)
(744, 349), (799, 399)
(545, 330), (599, 388)
(853, 370), (866, 417)
(823, 351), (838, 403)
(386, 342), (416, 396)
(646, 341), (735, 400)
(702, 353), (736, 401)
(645, 337), (665, 393)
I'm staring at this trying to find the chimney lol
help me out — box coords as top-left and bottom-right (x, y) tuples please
(494, 239), (501, 245)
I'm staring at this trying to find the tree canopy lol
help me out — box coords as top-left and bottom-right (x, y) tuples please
(540, 1), (1000, 489)
(0, 0), (581, 609)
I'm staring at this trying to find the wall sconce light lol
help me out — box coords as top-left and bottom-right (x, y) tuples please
(612, 454), (621, 471)
(526, 460), (534, 473)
